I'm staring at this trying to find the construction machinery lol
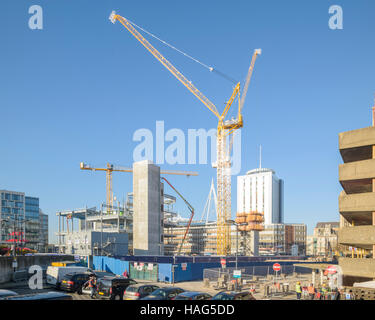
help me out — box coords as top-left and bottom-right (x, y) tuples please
(80, 162), (197, 214)
(109, 11), (261, 255)
(161, 177), (194, 255)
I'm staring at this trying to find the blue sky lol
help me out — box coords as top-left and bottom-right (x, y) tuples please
(1, 1), (374, 244)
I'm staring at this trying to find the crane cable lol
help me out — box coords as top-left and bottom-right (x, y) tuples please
(126, 18), (237, 85)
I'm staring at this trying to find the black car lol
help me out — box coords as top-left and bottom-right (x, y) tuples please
(140, 287), (185, 300)
(124, 284), (160, 300)
(173, 291), (212, 300)
(211, 291), (256, 300)
(60, 272), (91, 294)
(4, 291), (73, 300)
(95, 276), (137, 300)
(0, 289), (18, 299)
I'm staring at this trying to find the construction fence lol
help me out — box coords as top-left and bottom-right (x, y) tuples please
(203, 265), (312, 295)
(93, 256), (313, 283)
(203, 265), (310, 281)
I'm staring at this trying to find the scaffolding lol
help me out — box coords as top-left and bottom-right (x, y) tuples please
(56, 191), (178, 256)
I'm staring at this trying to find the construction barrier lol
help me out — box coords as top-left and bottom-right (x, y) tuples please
(92, 255), (312, 283)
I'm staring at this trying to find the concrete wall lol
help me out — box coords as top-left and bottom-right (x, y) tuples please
(339, 159), (375, 182)
(339, 191), (375, 213)
(339, 126), (375, 150)
(0, 254), (73, 284)
(339, 257), (375, 279)
(133, 160), (162, 255)
(339, 226), (375, 247)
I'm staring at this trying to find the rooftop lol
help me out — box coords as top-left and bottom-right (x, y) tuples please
(316, 222), (339, 228)
(246, 168), (275, 175)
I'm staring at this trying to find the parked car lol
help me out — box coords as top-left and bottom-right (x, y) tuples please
(0, 289), (18, 299)
(211, 291), (256, 300)
(46, 266), (90, 288)
(140, 287), (185, 300)
(124, 284), (160, 300)
(90, 271), (116, 278)
(60, 272), (92, 294)
(3, 291), (73, 300)
(95, 276), (137, 300)
(173, 291), (212, 300)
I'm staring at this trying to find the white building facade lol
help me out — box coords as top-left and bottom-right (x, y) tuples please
(237, 168), (284, 225)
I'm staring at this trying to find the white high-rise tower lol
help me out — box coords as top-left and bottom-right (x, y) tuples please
(237, 147), (284, 226)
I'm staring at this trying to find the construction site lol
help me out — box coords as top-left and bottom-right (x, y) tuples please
(2, 0), (375, 308)
(51, 11), (310, 286)
(45, 9), (375, 300)
(56, 11), (265, 259)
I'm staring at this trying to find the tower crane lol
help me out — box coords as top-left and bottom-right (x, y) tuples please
(80, 162), (198, 214)
(109, 11), (261, 255)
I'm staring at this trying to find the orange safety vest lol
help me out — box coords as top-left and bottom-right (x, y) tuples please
(88, 279), (96, 288)
(308, 286), (315, 294)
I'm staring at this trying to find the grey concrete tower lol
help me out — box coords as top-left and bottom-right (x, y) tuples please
(133, 160), (163, 255)
(338, 126), (375, 285)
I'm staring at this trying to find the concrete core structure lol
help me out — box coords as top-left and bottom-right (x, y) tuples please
(133, 160), (163, 255)
(338, 126), (375, 285)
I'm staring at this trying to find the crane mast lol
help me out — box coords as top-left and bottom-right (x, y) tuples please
(109, 11), (260, 256)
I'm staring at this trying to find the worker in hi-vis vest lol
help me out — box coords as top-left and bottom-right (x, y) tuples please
(295, 281), (302, 300)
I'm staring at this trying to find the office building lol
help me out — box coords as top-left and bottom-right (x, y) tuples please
(237, 168), (284, 225)
(0, 190), (48, 251)
(39, 210), (49, 252)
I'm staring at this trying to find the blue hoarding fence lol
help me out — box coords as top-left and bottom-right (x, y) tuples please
(92, 255), (312, 283)
(93, 256), (129, 276)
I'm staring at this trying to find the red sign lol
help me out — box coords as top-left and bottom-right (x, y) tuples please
(273, 263), (281, 272)
(326, 265), (337, 274)
(220, 258), (226, 267)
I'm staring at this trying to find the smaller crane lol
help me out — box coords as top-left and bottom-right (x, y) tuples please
(80, 162), (131, 214)
(161, 177), (194, 255)
(80, 162), (198, 214)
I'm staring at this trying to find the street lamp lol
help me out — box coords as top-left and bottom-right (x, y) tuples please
(226, 220), (238, 270)
(226, 220), (247, 269)
(226, 219), (247, 291)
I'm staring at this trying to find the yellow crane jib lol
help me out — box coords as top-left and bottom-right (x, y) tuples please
(109, 11), (220, 119)
(109, 10), (261, 256)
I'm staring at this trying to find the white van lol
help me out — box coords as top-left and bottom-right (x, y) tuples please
(46, 266), (90, 288)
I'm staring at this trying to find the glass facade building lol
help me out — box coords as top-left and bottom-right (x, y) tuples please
(25, 196), (40, 248)
(0, 190), (48, 251)
(0, 191), (25, 244)
(39, 210), (48, 252)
